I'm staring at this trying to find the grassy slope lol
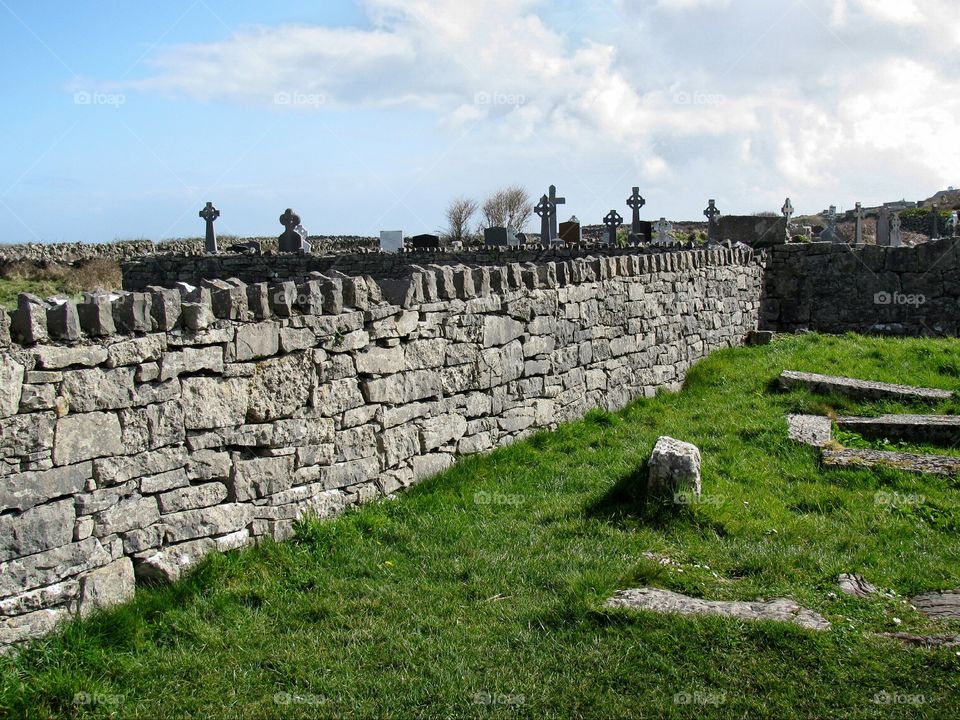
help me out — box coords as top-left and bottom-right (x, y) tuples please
(2, 333), (960, 719)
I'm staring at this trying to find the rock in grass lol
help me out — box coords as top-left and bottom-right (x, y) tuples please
(606, 587), (831, 631)
(838, 573), (878, 598)
(648, 436), (701, 500)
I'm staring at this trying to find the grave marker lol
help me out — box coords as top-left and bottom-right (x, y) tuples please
(930, 204), (940, 238)
(876, 207), (891, 247)
(655, 217), (673, 246)
(559, 216), (582, 244)
(380, 230), (405, 253)
(627, 187), (646, 236)
(484, 227), (515, 246)
(199, 202), (220, 254)
(534, 195), (555, 245)
(603, 210), (623, 246)
(703, 200), (721, 244)
(854, 202), (865, 245)
(279, 208), (311, 254)
(781, 198), (794, 226)
(548, 185), (565, 240)
(890, 212), (902, 248)
(410, 233), (441, 249)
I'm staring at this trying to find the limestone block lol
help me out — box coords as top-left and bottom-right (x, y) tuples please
(335, 425), (378, 462)
(33, 346), (108, 370)
(10, 294), (49, 344)
(0, 462), (91, 513)
(230, 456), (295, 502)
(412, 453), (454, 483)
(77, 293), (116, 337)
(0, 537), (112, 597)
(419, 413), (467, 452)
(361, 370), (442, 405)
(234, 321), (279, 362)
(313, 378), (365, 416)
(320, 457), (379, 489)
(247, 352), (313, 423)
(355, 345), (404, 375)
(0, 499), (75, 562)
(162, 503), (254, 543)
(61, 367), (136, 413)
(77, 557), (136, 618)
(92, 495), (160, 536)
(181, 376), (250, 430)
(53, 411), (123, 466)
(158, 482), (228, 513)
(94, 446), (187, 486)
(482, 315), (525, 347)
(648, 436), (702, 500)
(106, 336), (166, 368)
(0, 357), (24, 419)
(159, 346), (224, 381)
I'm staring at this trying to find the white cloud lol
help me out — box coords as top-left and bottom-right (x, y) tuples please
(118, 0), (960, 214)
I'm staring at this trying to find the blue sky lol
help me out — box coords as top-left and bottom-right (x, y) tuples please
(1, 0), (957, 243)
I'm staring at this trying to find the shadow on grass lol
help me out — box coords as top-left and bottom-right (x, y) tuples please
(584, 461), (690, 531)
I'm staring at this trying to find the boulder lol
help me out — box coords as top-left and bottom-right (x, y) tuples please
(648, 436), (702, 500)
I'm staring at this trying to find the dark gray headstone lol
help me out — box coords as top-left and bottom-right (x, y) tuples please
(548, 185), (565, 240)
(603, 210), (623, 245)
(877, 207), (891, 247)
(559, 217), (582, 244)
(410, 234), (441, 249)
(627, 187), (646, 235)
(199, 202), (220, 254)
(703, 200), (721, 244)
(717, 216), (788, 248)
(534, 195), (555, 245)
(484, 227), (513, 246)
(279, 209), (311, 254)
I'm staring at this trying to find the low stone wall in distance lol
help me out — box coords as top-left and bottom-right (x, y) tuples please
(761, 239), (960, 335)
(0, 248), (762, 651)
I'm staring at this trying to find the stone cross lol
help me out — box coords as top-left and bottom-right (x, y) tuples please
(781, 198), (794, 224)
(655, 217), (673, 246)
(279, 208), (311, 253)
(627, 186), (646, 235)
(534, 195), (555, 245)
(603, 210), (623, 245)
(824, 205), (842, 243)
(703, 199), (721, 244)
(890, 212), (902, 248)
(854, 202), (865, 245)
(199, 202), (220, 254)
(548, 185), (566, 241)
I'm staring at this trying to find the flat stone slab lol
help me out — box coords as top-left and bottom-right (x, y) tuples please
(787, 414), (833, 447)
(837, 414), (960, 446)
(779, 371), (953, 403)
(838, 573), (878, 598)
(878, 632), (960, 648)
(910, 590), (960, 620)
(822, 448), (960, 477)
(605, 587), (831, 631)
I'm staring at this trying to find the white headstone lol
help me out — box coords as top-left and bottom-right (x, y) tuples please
(380, 230), (404, 253)
(655, 217), (673, 246)
(890, 213), (902, 248)
(876, 207), (891, 247)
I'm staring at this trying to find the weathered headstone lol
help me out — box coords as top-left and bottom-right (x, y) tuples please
(558, 216), (582, 245)
(821, 205), (842, 243)
(380, 230), (405, 253)
(951, 211), (959, 236)
(534, 195), (555, 245)
(930, 204), (940, 239)
(890, 212), (902, 248)
(854, 202), (865, 245)
(279, 209), (311, 254)
(603, 210), (623, 246)
(876, 207), (891, 247)
(781, 197), (794, 226)
(718, 216), (787, 247)
(409, 234), (441, 249)
(484, 227), (514, 246)
(199, 202), (220, 254)
(703, 199), (721, 244)
(548, 185), (565, 241)
(655, 217), (673, 246)
(627, 187), (646, 236)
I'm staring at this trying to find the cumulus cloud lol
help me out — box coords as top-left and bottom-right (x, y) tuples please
(120, 0), (960, 213)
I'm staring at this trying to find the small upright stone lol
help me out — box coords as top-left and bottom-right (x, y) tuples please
(77, 292), (116, 337)
(112, 292), (153, 334)
(11, 293), (50, 344)
(648, 436), (702, 500)
(45, 298), (81, 341)
(148, 286), (182, 331)
(278, 208), (311, 254)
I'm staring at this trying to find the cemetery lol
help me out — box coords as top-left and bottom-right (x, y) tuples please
(0, 186), (960, 707)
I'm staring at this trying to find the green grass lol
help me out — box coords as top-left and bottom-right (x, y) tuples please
(3, 333), (960, 719)
(0, 259), (121, 309)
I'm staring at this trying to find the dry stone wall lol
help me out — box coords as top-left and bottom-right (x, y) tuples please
(0, 248), (763, 650)
(762, 239), (960, 335)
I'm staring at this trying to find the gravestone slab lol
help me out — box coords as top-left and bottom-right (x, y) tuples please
(484, 227), (515, 246)
(380, 230), (404, 253)
(718, 216), (788, 248)
(890, 212), (902, 248)
(409, 234), (441, 249)
(558, 217), (581, 244)
(278, 209), (311, 254)
(876, 207), (891, 247)
(654, 218), (673, 246)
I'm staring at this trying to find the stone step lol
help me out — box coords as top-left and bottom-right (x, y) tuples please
(787, 414), (833, 447)
(910, 590), (960, 620)
(779, 370), (953, 403)
(821, 448), (960, 476)
(605, 587), (830, 631)
(837, 414), (960, 445)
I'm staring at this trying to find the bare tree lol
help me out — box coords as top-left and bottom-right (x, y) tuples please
(481, 186), (533, 234)
(444, 197), (479, 243)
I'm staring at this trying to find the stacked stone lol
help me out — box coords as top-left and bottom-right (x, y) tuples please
(0, 247), (762, 651)
(762, 238), (960, 336)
